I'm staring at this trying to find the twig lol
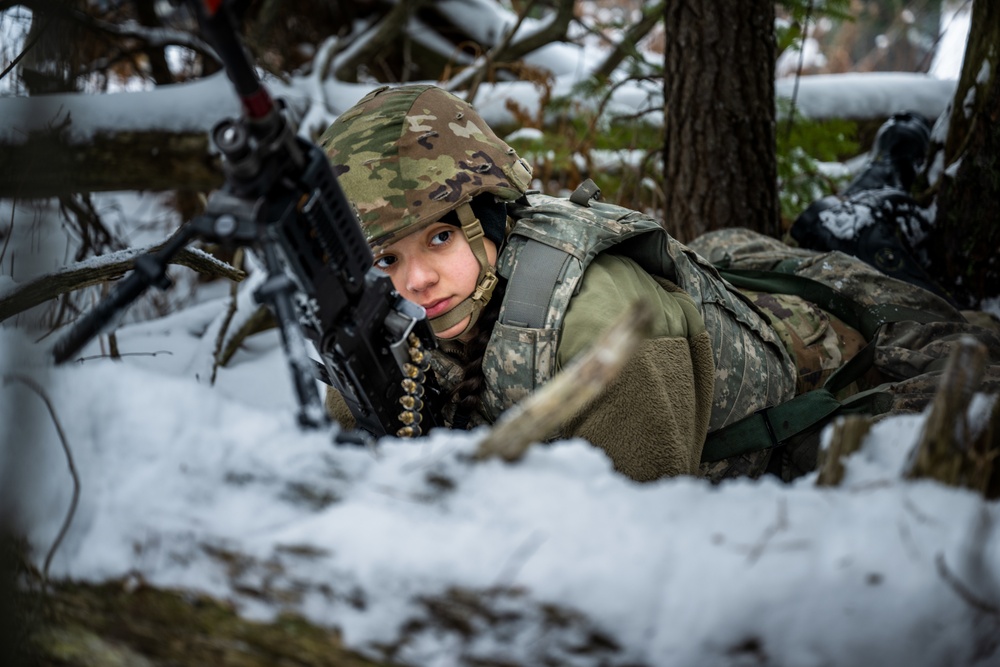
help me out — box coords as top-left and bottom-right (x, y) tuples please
(906, 338), (991, 493)
(784, 0), (814, 142)
(0, 10), (54, 84)
(72, 350), (174, 363)
(816, 415), (872, 487)
(2, 374), (80, 592)
(935, 553), (1000, 617)
(591, 2), (664, 81)
(494, 531), (546, 588)
(475, 300), (653, 462)
(745, 498), (789, 565)
(0, 196), (15, 267)
(463, 0), (537, 103)
(211, 247), (244, 384)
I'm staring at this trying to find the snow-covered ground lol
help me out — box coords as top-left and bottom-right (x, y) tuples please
(2, 189), (999, 665)
(2, 291), (999, 666)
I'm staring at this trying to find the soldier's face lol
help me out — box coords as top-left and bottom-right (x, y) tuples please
(372, 222), (497, 341)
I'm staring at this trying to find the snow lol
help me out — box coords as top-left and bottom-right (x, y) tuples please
(930, 1), (972, 79)
(1, 2), (964, 147)
(0, 72), (238, 142)
(2, 308), (998, 664)
(818, 200), (877, 239)
(775, 73), (957, 120)
(1, 68), (956, 149)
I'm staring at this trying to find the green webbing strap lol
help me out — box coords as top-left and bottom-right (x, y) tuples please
(700, 389), (843, 463)
(700, 332), (882, 463)
(700, 268), (944, 464)
(716, 268), (939, 340)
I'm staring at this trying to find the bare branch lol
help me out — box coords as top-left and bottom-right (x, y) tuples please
(591, 2), (664, 81)
(456, 0), (538, 101)
(448, 0), (575, 99)
(0, 238), (245, 324)
(2, 373), (79, 592)
(333, 0), (432, 83)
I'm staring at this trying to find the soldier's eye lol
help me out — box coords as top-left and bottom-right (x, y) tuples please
(430, 229), (452, 246)
(374, 254), (396, 271)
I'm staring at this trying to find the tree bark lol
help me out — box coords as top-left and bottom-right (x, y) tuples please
(662, 0), (778, 242)
(922, 0), (1000, 309)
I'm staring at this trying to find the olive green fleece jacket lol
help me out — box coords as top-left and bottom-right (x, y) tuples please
(556, 254), (715, 482)
(326, 253), (715, 483)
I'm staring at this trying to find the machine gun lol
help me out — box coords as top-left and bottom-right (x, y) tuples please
(52, 0), (441, 439)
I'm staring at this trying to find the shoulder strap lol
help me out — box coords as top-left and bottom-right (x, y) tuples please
(701, 267), (944, 464)
(716, 268), (938, 340)
(500, 241), (573, 328)
(499, 179), (606, 329)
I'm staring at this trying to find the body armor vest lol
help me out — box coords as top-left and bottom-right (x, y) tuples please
(466, 186), (796, 431)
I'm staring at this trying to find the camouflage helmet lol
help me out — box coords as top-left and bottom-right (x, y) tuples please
(319, 84), (533, 249)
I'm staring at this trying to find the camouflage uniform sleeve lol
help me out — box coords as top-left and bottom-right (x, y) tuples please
(557, 255), (715, 481)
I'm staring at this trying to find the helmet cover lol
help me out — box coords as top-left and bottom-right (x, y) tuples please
(319, 84), (533, 250)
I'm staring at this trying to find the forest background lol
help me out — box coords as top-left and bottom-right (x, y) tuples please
(0, 0), (996, 318)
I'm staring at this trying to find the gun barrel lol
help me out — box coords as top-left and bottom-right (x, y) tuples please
(189, 0), (274, 120)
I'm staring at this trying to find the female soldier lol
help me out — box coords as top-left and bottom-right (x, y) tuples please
(319, 84), (1000, 483)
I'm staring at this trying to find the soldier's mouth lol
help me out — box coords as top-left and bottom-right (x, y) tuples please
(422, 298), (451, 318)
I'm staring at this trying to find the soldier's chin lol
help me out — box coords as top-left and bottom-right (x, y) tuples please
(436, 314), (474, 342)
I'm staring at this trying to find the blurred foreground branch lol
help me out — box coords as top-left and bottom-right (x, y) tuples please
(475, 300), (653, 462)
(906, 338), (1000, 497)
(816, 415), (873, 487)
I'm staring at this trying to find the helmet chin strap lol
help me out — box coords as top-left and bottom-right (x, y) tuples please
(429, 202), (498, 338)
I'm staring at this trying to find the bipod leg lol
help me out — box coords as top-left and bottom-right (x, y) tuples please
(254, 237), (328, 429)
(52, 224), (200, 364)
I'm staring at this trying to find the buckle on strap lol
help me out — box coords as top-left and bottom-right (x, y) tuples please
(700, 406), (782, 464)
(754, 406), (780, 448)
(473, 271), (499, 303)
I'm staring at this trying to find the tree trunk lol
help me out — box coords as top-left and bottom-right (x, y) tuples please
(662, 0), (778, 242)
(923, 0), (1000, 309)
